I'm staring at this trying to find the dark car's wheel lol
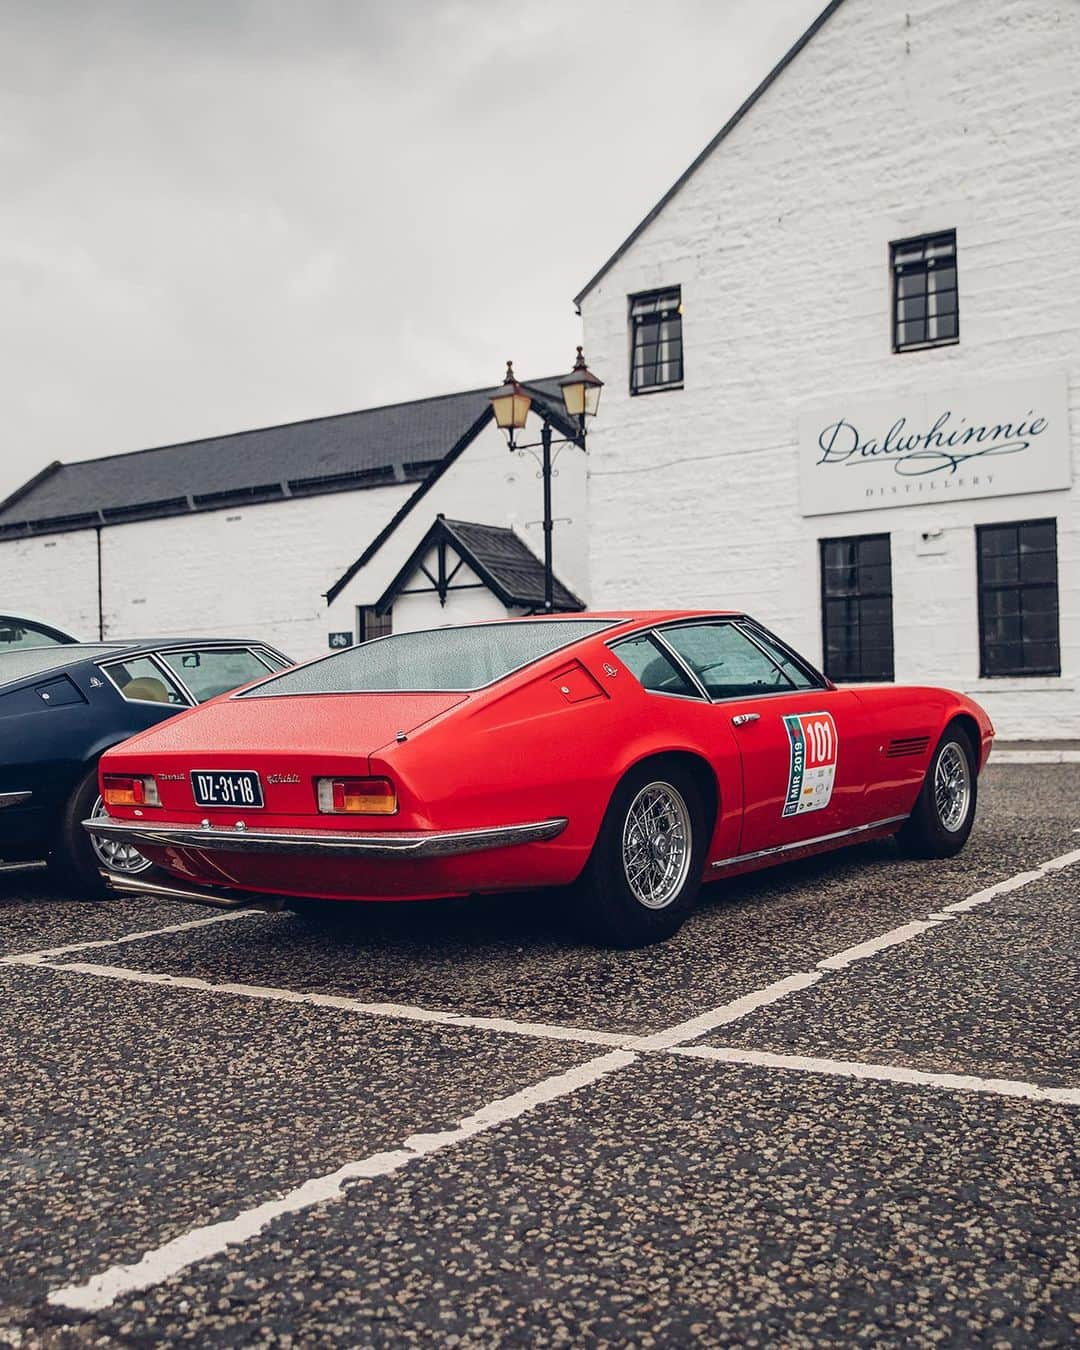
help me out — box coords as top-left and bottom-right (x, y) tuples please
(575, 760), (707, 947)
(48, 765), (153, 898)
(897, 728), (977, 859)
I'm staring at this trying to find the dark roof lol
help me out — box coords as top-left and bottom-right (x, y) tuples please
(324, 380), (579, 605)
(573, 0), (847, 308)
(375, 516), (584, 616)
(0, 377), (571, 540)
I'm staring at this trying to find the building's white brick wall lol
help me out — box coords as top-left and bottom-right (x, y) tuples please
(579, 0), (1080, 740)
(0, 531), (101, 640)
(0, 410), (588, 663)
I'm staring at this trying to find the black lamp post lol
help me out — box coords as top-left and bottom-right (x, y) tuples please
(489, 348), (603, 613)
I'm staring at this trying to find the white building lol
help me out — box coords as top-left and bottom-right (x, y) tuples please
(0, 380), (587, 662)
(577, 0), (1079, 740)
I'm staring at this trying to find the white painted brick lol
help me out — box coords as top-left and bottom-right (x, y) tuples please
(580, 0), (1080, 739)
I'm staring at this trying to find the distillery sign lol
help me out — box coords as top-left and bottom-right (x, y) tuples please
(798, 372), (1070, 516)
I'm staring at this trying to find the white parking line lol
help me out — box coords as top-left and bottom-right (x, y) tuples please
(0, 910), (261, 966)
(671, 1045), (1080, 1106)
(47, 1048), (637, 1313)
(939, 847), (1080, 914)
(815, 917), (947, 971)
(31, 842), (1080, 1311)
(15, 959), (629, 1049)
(627, 972), (823, 1051)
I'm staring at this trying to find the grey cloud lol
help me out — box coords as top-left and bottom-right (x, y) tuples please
(0, 0), (824, 500)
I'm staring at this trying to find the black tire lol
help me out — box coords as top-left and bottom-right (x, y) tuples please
(573, 760), (708, 947)
(47, 765), (147, 899)
(897, 727), (978, 859)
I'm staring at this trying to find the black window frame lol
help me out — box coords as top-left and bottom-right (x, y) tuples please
(976, 519), (1060, 678)
(820, 534), (895, 684)
(891, 230), (959, 353)
(629, 286), (684, 395)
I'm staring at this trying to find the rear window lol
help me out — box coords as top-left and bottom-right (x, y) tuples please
(242, 620), (614, 695)
(0, 617), (73, 649)
(0, 644), (120, 687)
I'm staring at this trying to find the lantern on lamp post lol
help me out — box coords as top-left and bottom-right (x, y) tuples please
(489, 349), (603, 613)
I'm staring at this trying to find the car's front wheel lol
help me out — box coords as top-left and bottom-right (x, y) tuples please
(897, 728), (977, 859)
(48, 765), (154, 898)
(575, 761), (707, 947)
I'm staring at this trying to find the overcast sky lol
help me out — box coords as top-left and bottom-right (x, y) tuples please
(1, 0), (823, 501)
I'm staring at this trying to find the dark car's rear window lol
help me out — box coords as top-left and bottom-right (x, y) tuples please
(241, 621), (614, 695)
(0, 644), (121, 687)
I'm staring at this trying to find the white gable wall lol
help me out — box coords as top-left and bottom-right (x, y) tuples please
(328, 411), (588, 622)
(579, 0), (1080, 738)
(389, 554), (527, 634)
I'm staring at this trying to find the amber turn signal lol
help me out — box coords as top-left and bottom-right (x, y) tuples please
(102, 774), (160, 807)
(316, 776), (397, 815)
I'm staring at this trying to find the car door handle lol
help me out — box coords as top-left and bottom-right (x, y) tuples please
(731, 713), (760, 726)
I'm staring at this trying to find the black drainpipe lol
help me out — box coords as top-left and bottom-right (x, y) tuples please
(95, 525), (104, 639)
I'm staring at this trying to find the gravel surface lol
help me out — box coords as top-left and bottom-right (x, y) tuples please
(0, 763), (1075, 1347)
(713, 866), (1080, 1086)
(61, 1058), (1079, 1349)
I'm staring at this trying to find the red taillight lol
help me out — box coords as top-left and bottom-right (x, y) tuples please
(316, 777), (397, 815)
(102, 774), (160, 807)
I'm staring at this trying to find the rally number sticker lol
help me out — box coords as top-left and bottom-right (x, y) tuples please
(782, 711), (838, 818)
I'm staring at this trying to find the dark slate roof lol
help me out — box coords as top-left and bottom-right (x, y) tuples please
(0, 376), (571, 540)
(573, 0), (846, 307)
(376, 516), (584, 616)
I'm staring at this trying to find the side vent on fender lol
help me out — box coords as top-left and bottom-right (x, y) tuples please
(886, 735), (931, 759)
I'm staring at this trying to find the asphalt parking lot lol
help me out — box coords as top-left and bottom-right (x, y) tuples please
(1, 763), (1077, 1348)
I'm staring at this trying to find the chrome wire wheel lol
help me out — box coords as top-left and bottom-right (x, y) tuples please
(934, 742), (971, 833)
(621, 780), (692, 910)
(88, 794), (154, 875)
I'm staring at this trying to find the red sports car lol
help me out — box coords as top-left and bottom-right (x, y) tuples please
(89, 613), (993, 945)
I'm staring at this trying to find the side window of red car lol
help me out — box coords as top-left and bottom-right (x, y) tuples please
(612, 634), (702, 699)
(662, 623), (796, 700)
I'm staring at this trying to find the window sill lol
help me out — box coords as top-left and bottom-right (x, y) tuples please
(893, 336), (960, 355)
(630, 383), (684, 398)
(964, 677), (1071, 694)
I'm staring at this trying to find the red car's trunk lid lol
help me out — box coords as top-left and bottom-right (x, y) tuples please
(111, 691), (468, 764)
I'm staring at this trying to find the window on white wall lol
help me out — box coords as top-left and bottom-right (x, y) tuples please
(820, 535), (894, 683)
(977, 520), (1060, 677)
(358, 605), (392, 643)
(629, 287), (683, 394)
(891, 231), (958, 352)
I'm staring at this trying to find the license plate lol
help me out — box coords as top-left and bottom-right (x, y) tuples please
(190, 770), (264, 809)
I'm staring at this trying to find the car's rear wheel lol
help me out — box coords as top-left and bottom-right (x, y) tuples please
(48, 765), (153, 898)
(575, 761), (707, 947)
(897, 728), (977, 859)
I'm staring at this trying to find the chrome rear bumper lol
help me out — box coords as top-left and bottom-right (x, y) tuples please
(83, 816), (569, 859)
